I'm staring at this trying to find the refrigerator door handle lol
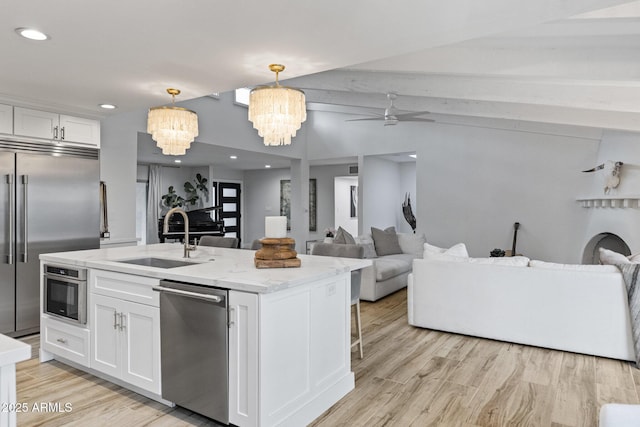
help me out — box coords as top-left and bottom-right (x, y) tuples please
(21, 175), (28, 263)
(6, 174), (13, 265)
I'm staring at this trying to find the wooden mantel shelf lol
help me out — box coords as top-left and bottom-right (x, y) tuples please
(576, 196), (640, 208)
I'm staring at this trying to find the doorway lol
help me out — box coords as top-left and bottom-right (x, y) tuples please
(213, 182), (242, 245)
(334, 176), (358, 237)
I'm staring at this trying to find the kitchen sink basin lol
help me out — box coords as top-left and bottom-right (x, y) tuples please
(116, 257), (198, 269)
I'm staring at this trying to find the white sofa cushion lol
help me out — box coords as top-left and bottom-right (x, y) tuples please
(530, 259), (619, 273)
(374, 254), (414, 281)
(466, 256), (530, 266)
(425, 254), (529, 266)
(397, 233), (427, 258)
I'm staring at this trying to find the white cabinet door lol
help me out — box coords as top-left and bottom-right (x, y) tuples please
(0, 104), (12, 135)
(60, 115), (100, 146)
(90, 294), (120, 378)
(90, 294), (161, 394)
(13, 107), (58, 139)
(120, 299), (161, 394)
(229, 291), (259, 427)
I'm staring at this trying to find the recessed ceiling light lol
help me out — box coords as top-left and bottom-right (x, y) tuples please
(265, 164), (271, 168)
(15, 27), (49, 41)
(174, 159), (182, 163)
(409, 154), (417, 159)
(99, 104), (117, 110)
(230, 155), (237, 159)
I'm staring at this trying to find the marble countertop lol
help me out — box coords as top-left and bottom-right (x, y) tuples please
(40, 243), (372, 294)
(0, 334), (31, 366)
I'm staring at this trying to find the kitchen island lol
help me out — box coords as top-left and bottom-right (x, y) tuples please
(39, 243), (370, 427)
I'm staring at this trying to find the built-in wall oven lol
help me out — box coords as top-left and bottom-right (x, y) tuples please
(43, 264), (87, 325)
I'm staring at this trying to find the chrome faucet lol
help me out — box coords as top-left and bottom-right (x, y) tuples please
(163, 207), (196, 258)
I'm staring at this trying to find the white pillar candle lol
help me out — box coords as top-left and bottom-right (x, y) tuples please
(265, 216), (287, 238)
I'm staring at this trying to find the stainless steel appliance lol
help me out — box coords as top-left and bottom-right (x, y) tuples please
(0, 140), (99, 336)
(154, 280), (229, 424)
(43, 264), (87, 325)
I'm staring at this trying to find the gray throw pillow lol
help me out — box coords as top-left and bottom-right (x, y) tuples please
(333, 226), (356, 244)
(371, 226), (403, 256)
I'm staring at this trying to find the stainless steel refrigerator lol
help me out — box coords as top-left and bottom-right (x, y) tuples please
(0, 140), (99, 337)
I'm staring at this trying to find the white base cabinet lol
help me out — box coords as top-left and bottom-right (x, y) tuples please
(229, 272), (354, 427)
(41, 316), (90, 367)
(89, 270), (161, 395)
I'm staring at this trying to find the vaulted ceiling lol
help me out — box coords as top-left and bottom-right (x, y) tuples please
(2, 0), (638, 132)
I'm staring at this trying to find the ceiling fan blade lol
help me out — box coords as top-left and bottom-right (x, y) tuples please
(395, 110), (431, 119)
(345, 117), (384, 122)
(401, 118), (435, 122)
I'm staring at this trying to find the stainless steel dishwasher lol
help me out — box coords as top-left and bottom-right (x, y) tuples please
(153, 280), (229, 424)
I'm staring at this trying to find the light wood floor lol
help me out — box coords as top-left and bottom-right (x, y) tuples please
(16, 289), (640, 426)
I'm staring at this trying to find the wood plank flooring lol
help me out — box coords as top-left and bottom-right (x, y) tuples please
(15, 289), (640, 426)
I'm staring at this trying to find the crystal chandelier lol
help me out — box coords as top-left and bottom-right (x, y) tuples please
(248, 64), (307, 146)
(147, 88), (199, 155)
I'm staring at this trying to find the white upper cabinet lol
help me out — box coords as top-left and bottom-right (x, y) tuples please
(0, 104), (12, 135)
(13, 107), (58, 140)
(60, 115), (100, 146)
(13, 107), (100, 147)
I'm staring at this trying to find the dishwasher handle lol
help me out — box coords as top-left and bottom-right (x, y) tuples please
(153, 285), (223, 303)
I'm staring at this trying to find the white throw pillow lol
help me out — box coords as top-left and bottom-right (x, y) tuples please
(397, 233), (427, 257)
(423, 242), (468, 259)
(529, 259), (619, 273)
(599, 248), (631, 265)
(628, 253), (640, 263)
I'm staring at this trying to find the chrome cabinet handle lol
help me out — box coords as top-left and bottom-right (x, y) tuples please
(118, 312), (125, 331)
(53, 126), (59, 139)
(60, 126), (65, 140)
(56, 338), (68, 344)
(113, 311), (118, 330)
(6, 174), (13, 265)
(21, 175), (28, 263)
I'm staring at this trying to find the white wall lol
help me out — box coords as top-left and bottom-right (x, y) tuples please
(416, 123), (599, 263)
(582, 129), (640, 255)
(100, 112), (144, 239)
(334, 176), (358, 237)
(361, 156), (403, 235)
(243, 167), (292, 246)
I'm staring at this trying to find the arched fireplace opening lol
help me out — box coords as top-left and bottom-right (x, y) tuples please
(582, 232), (631, 264)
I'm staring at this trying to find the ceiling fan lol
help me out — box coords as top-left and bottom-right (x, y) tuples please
(346, 93), (434, 126)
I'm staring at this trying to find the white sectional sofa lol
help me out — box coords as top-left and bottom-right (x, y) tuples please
(407, 255), (636, 361)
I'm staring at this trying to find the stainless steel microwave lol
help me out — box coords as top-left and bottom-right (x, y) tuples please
(43, 264), (87, 325)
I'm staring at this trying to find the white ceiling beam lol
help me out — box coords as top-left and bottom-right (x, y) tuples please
(305, 89), (640, 132)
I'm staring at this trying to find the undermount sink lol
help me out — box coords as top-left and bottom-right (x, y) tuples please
(116, 257), (198, 269)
